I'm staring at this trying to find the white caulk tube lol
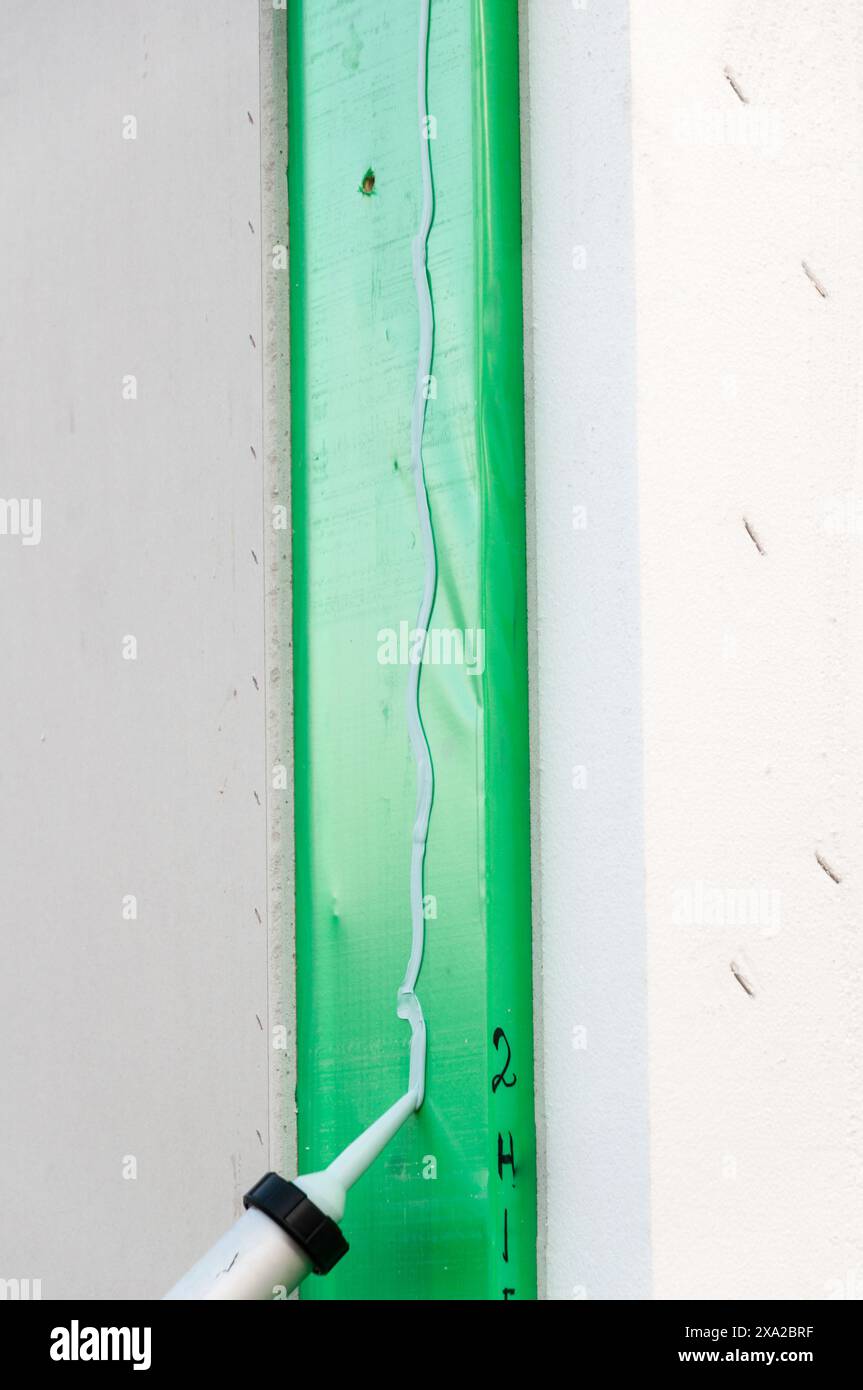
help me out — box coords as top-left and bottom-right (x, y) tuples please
(164, 1089), (418, 1300)
(164, 1206), (312, 1301)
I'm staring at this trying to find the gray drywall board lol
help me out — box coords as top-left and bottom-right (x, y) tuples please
(0, 0), (269, 1298)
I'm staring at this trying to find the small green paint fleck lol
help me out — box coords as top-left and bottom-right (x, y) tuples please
(359, 167), (376, 196)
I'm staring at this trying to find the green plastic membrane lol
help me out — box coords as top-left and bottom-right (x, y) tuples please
(288, 0), (535, 1300)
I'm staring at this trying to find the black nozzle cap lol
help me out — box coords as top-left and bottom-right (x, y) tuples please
(243, 1172), (349, 1276)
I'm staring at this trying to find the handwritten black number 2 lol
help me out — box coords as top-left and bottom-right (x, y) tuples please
(492, 1026), (517, 1092)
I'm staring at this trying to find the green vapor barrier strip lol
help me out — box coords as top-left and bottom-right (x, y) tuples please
(288, 0), (535, 1300)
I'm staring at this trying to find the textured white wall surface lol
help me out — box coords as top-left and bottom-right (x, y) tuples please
(525, 0), (863, 1300)
(0, 0), (269, 1298)
(632, 0), (863, 1302)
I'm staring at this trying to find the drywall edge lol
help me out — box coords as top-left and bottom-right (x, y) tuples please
(260, 0), (297, 1182)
